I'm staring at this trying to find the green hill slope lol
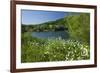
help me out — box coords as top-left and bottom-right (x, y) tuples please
(22, 18), (68, 32)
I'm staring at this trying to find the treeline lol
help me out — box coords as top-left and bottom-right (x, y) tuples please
(21, 18), (68, 32)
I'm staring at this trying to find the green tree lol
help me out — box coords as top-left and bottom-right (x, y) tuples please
(64, 13), (90, 43)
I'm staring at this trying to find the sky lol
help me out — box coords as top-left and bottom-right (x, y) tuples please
(21, 10), (67, 25)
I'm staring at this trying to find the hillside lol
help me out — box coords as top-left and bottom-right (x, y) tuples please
(21, 18), (68, 32)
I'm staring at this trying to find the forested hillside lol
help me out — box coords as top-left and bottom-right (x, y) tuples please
(22, 18), (68, 32)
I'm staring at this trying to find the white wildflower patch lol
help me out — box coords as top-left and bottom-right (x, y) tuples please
(81, 48), (88, 56)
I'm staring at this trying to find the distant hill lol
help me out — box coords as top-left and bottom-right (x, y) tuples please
(22, 18), (68, 32)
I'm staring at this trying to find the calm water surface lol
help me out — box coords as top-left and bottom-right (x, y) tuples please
(31, 31), (69, 40)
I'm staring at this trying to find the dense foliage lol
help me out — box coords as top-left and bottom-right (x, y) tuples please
(64, 13), (90, 43)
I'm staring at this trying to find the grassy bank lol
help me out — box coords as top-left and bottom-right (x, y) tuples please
(21, 33), (90, 63)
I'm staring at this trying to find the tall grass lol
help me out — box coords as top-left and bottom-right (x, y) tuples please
(21, 33), (90, 63)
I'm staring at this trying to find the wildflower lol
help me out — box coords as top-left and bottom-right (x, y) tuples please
(81, 48), (88, 56)
(44, 51), (49, 54)
(54, 55), (56, 57)
(65, 55), (69, 60)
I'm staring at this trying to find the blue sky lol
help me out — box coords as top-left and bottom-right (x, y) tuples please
(21, 10), (67, 25)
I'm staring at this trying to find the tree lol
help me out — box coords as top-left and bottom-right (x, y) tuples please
(64, 13), (90, 43)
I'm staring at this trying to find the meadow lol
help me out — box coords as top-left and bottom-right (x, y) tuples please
(21, 33), (90, 62)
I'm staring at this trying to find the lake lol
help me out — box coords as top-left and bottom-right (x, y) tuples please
(31, 31), (69, 40)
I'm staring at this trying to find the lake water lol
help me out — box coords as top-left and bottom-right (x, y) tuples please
(31, 31), (69, 40)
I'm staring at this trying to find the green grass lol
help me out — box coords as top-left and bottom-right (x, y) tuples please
(21, 33), (90, 63)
